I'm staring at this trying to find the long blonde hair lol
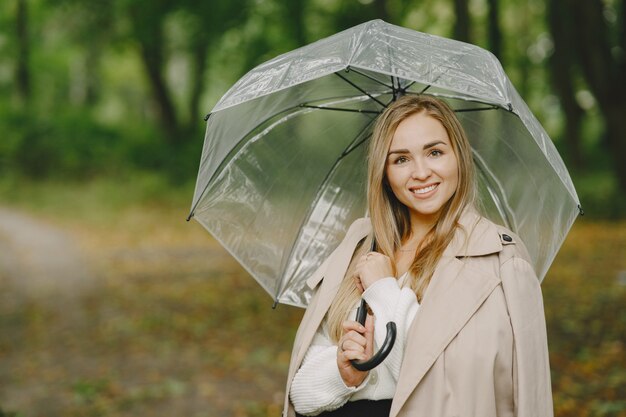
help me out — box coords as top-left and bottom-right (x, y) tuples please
(326, 94), (476, 343)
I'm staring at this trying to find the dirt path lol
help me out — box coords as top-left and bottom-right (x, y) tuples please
(0, 206), (298, 417)
(0, 207), (98, 415)
(0, 207), (93, 302)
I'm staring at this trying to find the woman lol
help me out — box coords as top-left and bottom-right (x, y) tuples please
(283, 95), (553, 417)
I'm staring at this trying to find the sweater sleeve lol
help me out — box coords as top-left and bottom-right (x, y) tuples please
(289, 323), (370, 416)
(361, 277), (419, 381)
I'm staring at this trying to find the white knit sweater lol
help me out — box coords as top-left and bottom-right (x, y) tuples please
(289, 276), (419, 416)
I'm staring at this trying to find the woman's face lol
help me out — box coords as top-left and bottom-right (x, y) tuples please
(385, 111), (459, 227)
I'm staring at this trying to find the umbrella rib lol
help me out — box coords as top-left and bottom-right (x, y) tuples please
(189, 94), (382, 220)
(473, 150), (516, 230)
(188, 105), (303, 220)
(338, 116), (377, 160)
(346, 66), (393, 89)
(403, 90), (509, 110)
(275, 118), (376, 301)
(339, 133), (372, 160)
(419, 51), (469, 95)
(391, 76), (401, 100)
(299, 104), (381, 115)
(335, 72), (388, 108)
(454, 106), (499, 113)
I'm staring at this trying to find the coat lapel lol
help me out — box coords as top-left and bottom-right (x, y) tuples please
(390, 210), (504, 416)
(390, 257), (501, 415)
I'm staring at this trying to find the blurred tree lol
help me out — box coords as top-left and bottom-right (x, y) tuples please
(374, 0), (390, 22)
(118, 0), (250, 144)
(547, 0), (585, 169)
(0, 0), (623, 208)
(45, 0), (116, 107)
(564, 0), (626, 192)
(453, 0), (470, 42)
(15, 0), (30, 104)
(329, 0), (385, 31)
(123, 0), (179, 142)
(487, 0), (502, 60)
(281, 0), (308, 47)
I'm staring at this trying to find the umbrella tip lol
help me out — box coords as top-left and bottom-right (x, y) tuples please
(204, 113), (212, 121)
(578, 204), (585, 216)
(272, 299), (279, 309)
(186, 212), (194, 221)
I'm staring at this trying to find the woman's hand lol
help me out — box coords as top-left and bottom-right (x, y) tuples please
(336, 314), (375, 387)
(354, 252), (394, 291)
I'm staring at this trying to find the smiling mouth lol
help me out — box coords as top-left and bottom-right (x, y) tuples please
(410, 184), (438, 195)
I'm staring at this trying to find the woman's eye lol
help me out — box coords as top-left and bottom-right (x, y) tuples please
(394, 156), (408, 164)
(429, 149), (443, 157)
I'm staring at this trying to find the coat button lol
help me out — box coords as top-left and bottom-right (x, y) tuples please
(502, 234), (512, 242)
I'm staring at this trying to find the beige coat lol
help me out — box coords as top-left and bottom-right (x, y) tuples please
(283, 210), (553, 417)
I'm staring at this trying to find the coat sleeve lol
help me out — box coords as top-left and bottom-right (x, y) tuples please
(500, 254), (554, 417)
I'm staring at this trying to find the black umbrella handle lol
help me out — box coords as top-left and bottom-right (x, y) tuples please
(350, 298), (397, 371)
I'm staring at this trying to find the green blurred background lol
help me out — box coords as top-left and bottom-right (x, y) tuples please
(0, 0), (624, 416)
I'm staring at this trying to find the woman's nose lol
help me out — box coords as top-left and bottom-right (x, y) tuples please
(410, 159), (431, 180)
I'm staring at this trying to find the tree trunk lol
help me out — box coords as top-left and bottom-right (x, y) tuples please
(547, 0), (585, 169)
(453, 0), (471, 42)
(571, 0), (615, 103)
(487, 0), (502, 60)
(138, 42), (180, 144)
(15, 0), (30, 103)
(84, 46), (101, 106)
(374, 0), (390, 22)
(128, 1), (180, 144)
(284, 0), (307, 47)
(188, 42), (208, 134)
(603, 104), (626, 192)
(571, 0), (626, 191)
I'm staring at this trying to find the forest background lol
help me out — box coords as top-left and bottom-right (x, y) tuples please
(0, 0), (624, 416)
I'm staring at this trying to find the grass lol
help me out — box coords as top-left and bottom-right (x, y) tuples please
(0, 177), (624, 416)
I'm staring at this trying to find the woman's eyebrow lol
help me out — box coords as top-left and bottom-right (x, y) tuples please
(423, 140), (446, 150)
(387, 148), (409, 156)
(388, 140), (448, 156)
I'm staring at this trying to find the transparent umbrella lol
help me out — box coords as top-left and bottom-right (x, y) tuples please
(188, 19), (581, 309)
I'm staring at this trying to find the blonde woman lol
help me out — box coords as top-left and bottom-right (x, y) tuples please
(283, 95), (553, 417)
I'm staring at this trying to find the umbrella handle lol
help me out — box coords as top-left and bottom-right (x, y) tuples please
(350, 298), (397, 371)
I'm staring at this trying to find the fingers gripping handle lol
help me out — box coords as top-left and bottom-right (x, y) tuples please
(350, 299), (397, 371)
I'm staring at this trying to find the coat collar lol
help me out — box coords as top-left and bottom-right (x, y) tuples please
(443, 208), (503, 258)
(308, 207), (503, 264)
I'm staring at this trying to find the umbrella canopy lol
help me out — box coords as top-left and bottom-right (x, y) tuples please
(189, 20), (581, 308)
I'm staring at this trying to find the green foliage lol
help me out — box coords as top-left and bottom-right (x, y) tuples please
(573, 171), (626, 219)
(0, 0), (623, 217)
(0, 105), (121, 179)
(0, 408), (22, 417)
